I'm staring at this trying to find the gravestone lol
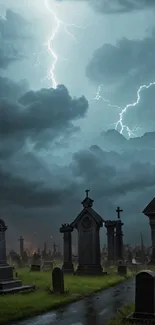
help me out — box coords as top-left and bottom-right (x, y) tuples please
(42, 260), (53, 271)
(126, 270), (155, 321)
(30, 264), (41, 271)
(30, 252), (41, 271)
(117, 261), (127, 276)
(52, 267), (64, 293)
(0, 219), (35, 294)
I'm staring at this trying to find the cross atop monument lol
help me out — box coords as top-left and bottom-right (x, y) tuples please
(85, 189), (90, 198)
(116, 206), (123, 219)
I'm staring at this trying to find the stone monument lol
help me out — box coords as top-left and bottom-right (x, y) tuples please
(143, 198), (155, 264)
(60, 223), (74, 273)
(70, 190), (104, 275)
(0, 219), (35, 293)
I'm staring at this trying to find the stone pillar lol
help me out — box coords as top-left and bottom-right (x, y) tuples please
(0, 219), (14, 281)
(60, 224), (74, 273)
(0, 220), (7, 266)
(19, 236), (24, 260)
(149, 220), (155, 264)
(105, 221), (116, 263)
(115, 220), (124, 261)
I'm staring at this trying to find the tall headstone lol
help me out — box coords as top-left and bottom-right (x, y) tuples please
(0, 219), (35, 293)
(143, 199), (155, 264)
(70, 190), (104, 275)
(104, 220), (116, 263)
(115, 207), (124, 261)
(19, 236), (24, 261)
(126, 270), (155, 321)
(60, 223), (74, 273)
(53, 242), (57, 257)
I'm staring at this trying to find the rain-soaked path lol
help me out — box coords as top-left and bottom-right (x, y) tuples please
(14, 277), (135, 325)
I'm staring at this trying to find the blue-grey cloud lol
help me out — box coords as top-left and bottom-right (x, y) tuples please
(0, 9), (32, 69)
(56, 0), (155, 14)
(0, 82), (88, 157)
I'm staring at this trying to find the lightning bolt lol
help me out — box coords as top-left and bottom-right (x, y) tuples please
(44, 0), (84, 89)
(94, 82), (155, 138)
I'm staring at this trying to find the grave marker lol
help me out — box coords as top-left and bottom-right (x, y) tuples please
(127, 270), (155, 321)
(52, 267), (64, 293)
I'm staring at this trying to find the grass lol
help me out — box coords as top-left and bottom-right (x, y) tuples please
(108, 304), (134, 325)
(0, 267), (134, 324)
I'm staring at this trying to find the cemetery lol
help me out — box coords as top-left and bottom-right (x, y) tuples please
(0, 192), (155, 324)
(0, 191), (135, 324)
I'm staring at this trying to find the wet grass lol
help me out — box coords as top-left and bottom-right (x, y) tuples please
(108, 304), (134, 325)
(0, 267), (134, 324)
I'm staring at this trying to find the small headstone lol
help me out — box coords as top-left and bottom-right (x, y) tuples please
(117, 264), (127, 276)
(117, 260), (127, 276)
(42, 260), (53, 271)
(52, 267), (64, 293)
(30, 264), (41, 272)
(126, 270), (155, 321)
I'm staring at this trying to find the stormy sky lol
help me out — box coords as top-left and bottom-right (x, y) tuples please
(1, 0), (155, 252)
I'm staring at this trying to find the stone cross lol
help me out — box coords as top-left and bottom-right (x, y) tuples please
(52, 267), (64, 293)
(116, 206), (123, 219)
(85, 189), (90, 198)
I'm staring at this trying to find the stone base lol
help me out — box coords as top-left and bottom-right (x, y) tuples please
(0, 282), (35, 294)
(75, 264), (105, 275)
(0, 265), (14, 281)
(0, 265), (35, 294)
(126, 312), (155, 323)
(62, 262), (74, 274)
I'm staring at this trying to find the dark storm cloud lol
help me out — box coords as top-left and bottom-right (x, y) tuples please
(1, 84), (88, 137)
(86, 34), (155, 86)
(57, 0), (155, 13)
(0, 76), (29, 100)
(0, 9), (31, 69)
(0, 166), (74, 208)
(89, 0), (155, 14)
(0, 83), (88, 157)
(71, 149), (155, 198)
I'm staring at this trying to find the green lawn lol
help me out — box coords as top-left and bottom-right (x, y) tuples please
(0, 267), (134, 324)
